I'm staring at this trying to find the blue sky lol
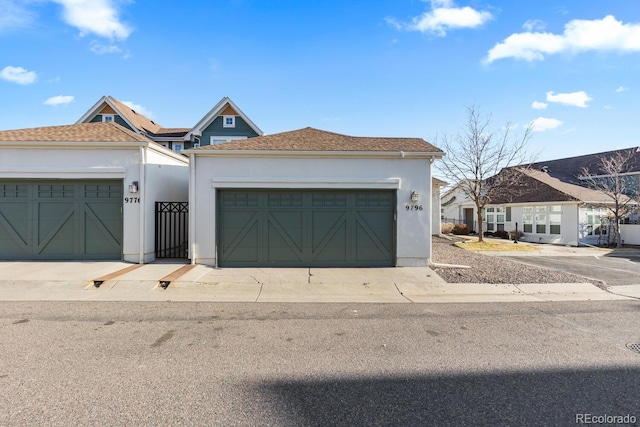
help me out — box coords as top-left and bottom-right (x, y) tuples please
(1, 0), (640, 161)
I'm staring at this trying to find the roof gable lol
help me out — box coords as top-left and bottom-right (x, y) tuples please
(76, 96), (162, 136)
(192, 127), (443, 153)
(184, 97), (263, 141)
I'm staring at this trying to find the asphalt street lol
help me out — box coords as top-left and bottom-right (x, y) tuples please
(502, 253), (640, 287)
(1, 301), (639, 426)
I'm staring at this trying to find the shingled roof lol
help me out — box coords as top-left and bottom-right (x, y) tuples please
(194, 127), (443, 152)
(0, 122), (153, 143)
(528, 147), (640, 185)
(107, 97), (163, 135)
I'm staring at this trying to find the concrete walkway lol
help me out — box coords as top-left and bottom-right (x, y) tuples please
(0, 261), (638, 303)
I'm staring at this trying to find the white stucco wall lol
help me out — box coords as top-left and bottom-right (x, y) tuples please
(620, 224), (640, 245)
(512, 203), (579, 246)
(0, 143), (188, 263)
(190, 153), (435, 267)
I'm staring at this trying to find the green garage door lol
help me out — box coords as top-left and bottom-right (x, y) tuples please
(0, 180), (122, 260)
(217, 190), (395, 267)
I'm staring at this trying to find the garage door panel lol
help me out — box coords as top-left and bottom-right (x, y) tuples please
(218, 190), (395, 267)
(311, 220), (348, 263)
(0, 180), (122, 260)
(220, 211), (260, 264)
(36, 202), (75, 251)
(38, 213), (75, 256)
(0, 203), (30, 254)
(84, 205), (122, 254)
(356, 220), (392, 262)
(85, 203), (122, 245)
(266, 211), (304, 263)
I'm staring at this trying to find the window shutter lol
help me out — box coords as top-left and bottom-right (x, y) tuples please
(506, 207), (512, 222)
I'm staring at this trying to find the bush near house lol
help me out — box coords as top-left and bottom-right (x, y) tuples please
(452, 223), (470, 235)
(484, 231), (494, 237)
(441, 223), (454, 234)
(509, 230), (524, 241)
(493, 230), (510, 239)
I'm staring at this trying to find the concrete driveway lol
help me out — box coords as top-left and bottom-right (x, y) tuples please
(1, 260), (637, 302)
(490, 245), (640, 287)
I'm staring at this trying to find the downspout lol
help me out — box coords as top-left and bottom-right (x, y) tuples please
(139, 146), (146, 264)
(189, 153), (196, 264)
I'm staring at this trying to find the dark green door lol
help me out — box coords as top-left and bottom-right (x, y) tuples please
(217, 190), (395, 267)
(0, 180), (123, 260)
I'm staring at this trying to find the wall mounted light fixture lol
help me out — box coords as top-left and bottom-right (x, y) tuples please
(129, 181), (139, 193)
(411, 190), (419, 202)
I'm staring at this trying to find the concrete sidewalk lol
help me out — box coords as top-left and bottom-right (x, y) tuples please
(0, 261), (638, 303)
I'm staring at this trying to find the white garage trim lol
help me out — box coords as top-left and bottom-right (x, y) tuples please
(0, 167), (126, 179)
(210, 178), (401, 189)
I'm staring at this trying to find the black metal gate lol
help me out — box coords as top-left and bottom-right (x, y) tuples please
(155, 202), (188, 258)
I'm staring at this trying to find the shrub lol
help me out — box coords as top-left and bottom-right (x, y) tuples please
(493, 230), (510, 239)
(483, 231), (494, 237)
(441, 222), (454, 234)
(452, 223), (470, 235)
(509, 230), (524, 240)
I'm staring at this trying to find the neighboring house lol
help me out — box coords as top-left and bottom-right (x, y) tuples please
(441, 147), (640, 246)
(77, 96), (263, 152)
(185, 127), (444, 267)
(0, 122), (189, 263)
(432, 178), (448, 235)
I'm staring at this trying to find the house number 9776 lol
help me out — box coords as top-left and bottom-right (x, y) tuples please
(125, 197), (140, 203)
(405, 204), (423, 211)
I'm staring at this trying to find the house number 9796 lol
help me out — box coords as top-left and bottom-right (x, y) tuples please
(125, 197), (140, 203)
(405, 204), (423, 211)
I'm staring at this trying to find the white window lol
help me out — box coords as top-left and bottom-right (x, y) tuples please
(223, 115), (235, 128)
(209, 136), (247, 145)
(586, 207), (608, 236)
(102, 114), (115, 122)
(483, 207), (505, 231)
(523, 206), (562, 234)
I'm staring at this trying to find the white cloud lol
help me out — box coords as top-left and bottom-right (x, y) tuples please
(0, 65), (37, 84)
(52, 0), (132, 40)
(0, 0), (35, 31)
(485, 15), (640, 63)
(122, 101), (153, 118)
(531, 101), (548, 110)
(387, 0), (493, 36)
(90, 42), (122, 54)
(530, 117), (563, 132)
(522, 19), (545, 32)
(43, 95), (74, 106)
(546, 91), (592, 108)
(615, 86), (628, 93)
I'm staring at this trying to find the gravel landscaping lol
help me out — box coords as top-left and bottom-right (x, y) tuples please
(430, 236), (603, 286)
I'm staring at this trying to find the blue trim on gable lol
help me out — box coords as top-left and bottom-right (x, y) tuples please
(90, 115), (135, 132)
(200, 116), (259, 146)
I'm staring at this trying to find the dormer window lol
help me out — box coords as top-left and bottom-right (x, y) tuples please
(223, 115), (235, 128)
(102, 114), (115, 123)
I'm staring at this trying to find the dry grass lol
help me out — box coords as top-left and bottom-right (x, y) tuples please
(454, 237), (540, 252)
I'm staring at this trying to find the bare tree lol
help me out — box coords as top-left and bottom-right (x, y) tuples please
(436, 106), (534, 242)
(580, 149), (639, 248)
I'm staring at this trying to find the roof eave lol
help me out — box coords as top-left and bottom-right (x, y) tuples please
(0, 140), (150, 149)
(184, 149), (444, 159)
